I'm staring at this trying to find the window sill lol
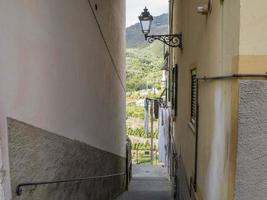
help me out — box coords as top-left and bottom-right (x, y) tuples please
(188, 121), (196, 134)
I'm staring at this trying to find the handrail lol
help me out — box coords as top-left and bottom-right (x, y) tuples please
(132, 148), (158, 151)
(16, 172), (125, 196)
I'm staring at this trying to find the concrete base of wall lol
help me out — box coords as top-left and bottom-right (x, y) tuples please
(8, 118), (125, 200)
(235, 80), (267, 200)
(176, 156), (195, 200)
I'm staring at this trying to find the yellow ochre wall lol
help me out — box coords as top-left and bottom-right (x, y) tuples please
(169, 0), (266, 200)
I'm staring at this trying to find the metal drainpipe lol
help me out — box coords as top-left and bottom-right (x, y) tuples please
(193, 73), (267, 191)
(194, 79), (199, 192)
(197, 73), (267, 80)
(126, 145), (129, 191)
(150, 100), (154, 164)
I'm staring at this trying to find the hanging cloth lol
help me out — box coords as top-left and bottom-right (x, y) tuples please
(164, 108), (171, 168)
(144, 98), (149, 134)
(158, 107), (166, 162)
(154, 100), (159, 119)
(158, 107), (171, 166)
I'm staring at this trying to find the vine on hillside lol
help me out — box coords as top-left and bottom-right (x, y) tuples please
(127, 127), (158, 139)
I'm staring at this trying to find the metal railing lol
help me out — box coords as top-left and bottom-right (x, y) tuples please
(16, 142), (133, 197)
(16, 172), (126, 196)
(197, 73), (267, 81)
(132, 148), (159, 164)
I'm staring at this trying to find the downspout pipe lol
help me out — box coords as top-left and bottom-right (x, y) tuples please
(194, 79), (199, 192)
(197, 73), (267, 81)
(193, 72), (267, 191)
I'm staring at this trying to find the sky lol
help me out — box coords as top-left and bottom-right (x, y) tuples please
(126, 0), (168, 27)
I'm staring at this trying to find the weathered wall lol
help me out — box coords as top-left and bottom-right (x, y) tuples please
(8, 118), (125, 200)
(177, 157), (195, 200)
(0, 0), (126, 199)
(235, 80), (267, 200)
(171, 0), (267, 199)
(170, 0), (240, 199)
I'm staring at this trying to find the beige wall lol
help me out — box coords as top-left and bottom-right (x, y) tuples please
(0, 0), (125, 199)
(171, 0), (240, 199)
(239, 0), (267, 55)
(171, 0), (267, 200)
(238, 0), (267, 73)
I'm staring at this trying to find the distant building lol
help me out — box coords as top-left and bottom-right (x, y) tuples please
(0, 0), (126, 199)
(167, 0), (267, 200)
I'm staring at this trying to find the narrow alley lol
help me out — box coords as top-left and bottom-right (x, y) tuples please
(116, 164), (172, 200)
(0, 0), (266, 199)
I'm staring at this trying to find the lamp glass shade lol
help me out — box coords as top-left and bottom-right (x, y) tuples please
(140, 20), (151, 34)
(138, 7), (153, 35)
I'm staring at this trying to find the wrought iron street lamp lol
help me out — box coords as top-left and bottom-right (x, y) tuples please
(138, 7), (183, 49)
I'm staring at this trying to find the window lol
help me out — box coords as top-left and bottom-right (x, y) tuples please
(190, 69), (197, 124)
(172, 64), (178, 117)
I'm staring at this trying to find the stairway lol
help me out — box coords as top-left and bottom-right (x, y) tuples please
(116, 164), (172, 200)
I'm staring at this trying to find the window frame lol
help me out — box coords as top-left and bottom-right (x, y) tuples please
(171, 64), (178, 117)
(190, 68), (197, 126)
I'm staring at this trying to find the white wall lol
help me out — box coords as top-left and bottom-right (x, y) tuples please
(0, 0), (125, 198)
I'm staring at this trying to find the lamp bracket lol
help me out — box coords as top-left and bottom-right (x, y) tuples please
(145, 33), (183, 49)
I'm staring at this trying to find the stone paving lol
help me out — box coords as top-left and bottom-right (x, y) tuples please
(116, 164), (172, 200)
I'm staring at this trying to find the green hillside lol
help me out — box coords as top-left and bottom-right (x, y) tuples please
(126, 42), (163, 92)
(126, 14), (168, 92)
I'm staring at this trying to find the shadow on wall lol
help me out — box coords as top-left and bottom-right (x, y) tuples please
(8, 118), (126, 200)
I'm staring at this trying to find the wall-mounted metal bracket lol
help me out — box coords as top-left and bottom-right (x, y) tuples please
(145, 33), (183, 49)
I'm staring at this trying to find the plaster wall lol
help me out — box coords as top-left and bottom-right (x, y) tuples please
(239, 0), (267, 55)
(235, 80), (267, 200)
(171, 0), (240, 199)
(0, 0), (126, 199)
(9, 119), (125, 200)
(171, 0), (267, 199)
(238, 0), (267, 74)
(89, 0), (126, 84)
